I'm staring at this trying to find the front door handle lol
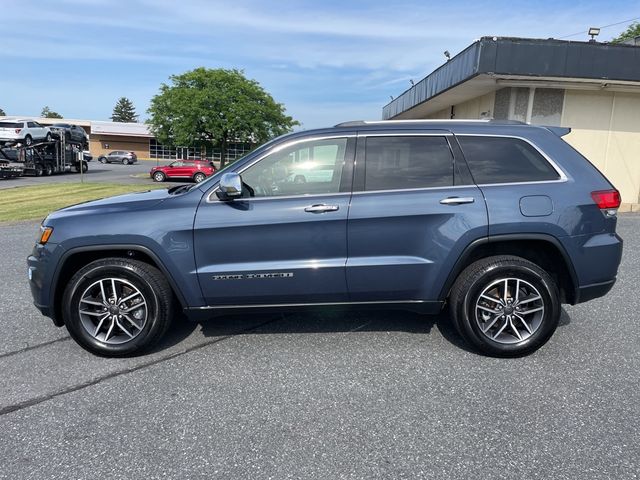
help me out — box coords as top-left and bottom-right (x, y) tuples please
(304, 204), (340, 213)
(439, 197), (475, 205)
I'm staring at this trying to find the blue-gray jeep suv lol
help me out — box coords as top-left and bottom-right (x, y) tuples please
(27, 120), (623, 357)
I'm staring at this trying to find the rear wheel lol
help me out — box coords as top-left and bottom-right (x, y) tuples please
(34, 163), (43, 177)
(449, 255), (560, 357)
(193, 172), (206, 183)
(43, 163), (53, 176)
(62, 258), (174, 356)
(153, 171), (166, 182)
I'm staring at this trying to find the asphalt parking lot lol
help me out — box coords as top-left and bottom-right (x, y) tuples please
(0, 159), (180, 190)
(0, 215), (638, 479)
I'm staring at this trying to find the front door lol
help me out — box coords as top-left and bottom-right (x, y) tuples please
(194, 135), (356, 306)
(346, 131), (488, 302)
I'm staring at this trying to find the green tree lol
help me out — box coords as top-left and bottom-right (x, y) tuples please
(0, 107), (5, 116)
(147, 68), (299, 167)
(611, 22), (640, 44)
(111, 97), (138, 122)
(41, 106), (62, 118)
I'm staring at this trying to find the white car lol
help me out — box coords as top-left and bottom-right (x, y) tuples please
(0, 118), (53, 146)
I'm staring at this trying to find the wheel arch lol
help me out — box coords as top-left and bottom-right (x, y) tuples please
(51, 245), (187, 326)
(440, 234), (579, 305)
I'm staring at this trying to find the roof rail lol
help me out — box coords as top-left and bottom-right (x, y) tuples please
(334, 119), (527, 127)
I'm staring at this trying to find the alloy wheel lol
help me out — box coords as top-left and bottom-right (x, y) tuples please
(78, 277), (148, 345)
(474, 277), (545, 344)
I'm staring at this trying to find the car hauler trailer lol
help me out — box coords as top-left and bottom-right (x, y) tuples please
(0, 135), (87, 176)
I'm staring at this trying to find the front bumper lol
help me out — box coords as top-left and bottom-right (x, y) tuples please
(27, 242), (62, 326)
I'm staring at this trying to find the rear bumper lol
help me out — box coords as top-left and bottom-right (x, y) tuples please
(565, 232), (623, 304)
(575, 279), (616, 304)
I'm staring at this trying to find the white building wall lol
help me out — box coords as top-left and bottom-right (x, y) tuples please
(561, 90), (640, 205)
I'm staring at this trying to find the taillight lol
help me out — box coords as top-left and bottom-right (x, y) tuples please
(591, 189), (621, 216)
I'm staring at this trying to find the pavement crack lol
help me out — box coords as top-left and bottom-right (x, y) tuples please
(0, 318), (276, 417)
(0, 336), (71, 360)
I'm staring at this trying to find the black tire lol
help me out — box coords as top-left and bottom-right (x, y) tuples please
(34, 163), (43, 177)
(24, 135), (32, 146)
(449, 255), (560, 357)
(193, 172), (206, 183)
(122, 158), (130, 165)
(62, 258), (174, 357)
(43, 163), (53, 176)
(153, 171), (166, 182)
(45, 133), (52, 142)
(99, 157), (107, 164)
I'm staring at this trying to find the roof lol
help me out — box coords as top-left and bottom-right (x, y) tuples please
(383, 36), (640, 119)
(90, 121), (151, 137)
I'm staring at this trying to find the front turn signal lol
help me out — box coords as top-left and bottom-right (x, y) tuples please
(39, 226), (53, 245)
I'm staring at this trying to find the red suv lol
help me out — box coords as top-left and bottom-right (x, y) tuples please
(150, 160), (215, 183)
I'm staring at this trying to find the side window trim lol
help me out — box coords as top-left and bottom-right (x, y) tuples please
(206, 134), (357, 203)
(454, 134), (568, 185)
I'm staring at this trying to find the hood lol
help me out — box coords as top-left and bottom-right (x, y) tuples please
(48, 188), (172, 220)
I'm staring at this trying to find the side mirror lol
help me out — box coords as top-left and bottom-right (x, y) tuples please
(216, 172), (243, 200)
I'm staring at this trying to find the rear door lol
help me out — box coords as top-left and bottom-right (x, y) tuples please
(346, 130), (488, 303)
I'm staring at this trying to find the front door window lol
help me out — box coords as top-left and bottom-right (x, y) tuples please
(240, 138), (348, 197)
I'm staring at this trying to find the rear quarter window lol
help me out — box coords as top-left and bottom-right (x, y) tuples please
(457, 136), (560, 184)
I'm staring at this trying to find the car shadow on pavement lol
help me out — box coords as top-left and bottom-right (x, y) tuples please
(152, 305), (573, 356)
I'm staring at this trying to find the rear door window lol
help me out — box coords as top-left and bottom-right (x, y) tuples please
(457, 136), (560, 184)
(364, 136), (453, 191)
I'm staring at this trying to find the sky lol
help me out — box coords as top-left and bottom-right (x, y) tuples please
(0, 0), (637, 129)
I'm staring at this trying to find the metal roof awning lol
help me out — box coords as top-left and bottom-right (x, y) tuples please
(383, 36), (640, 119)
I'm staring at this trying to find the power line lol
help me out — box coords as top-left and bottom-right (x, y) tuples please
(557, 15), (640, 39)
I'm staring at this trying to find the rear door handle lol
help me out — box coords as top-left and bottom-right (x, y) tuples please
(439, 197), (475, 205)
(304, 204), (340, 213)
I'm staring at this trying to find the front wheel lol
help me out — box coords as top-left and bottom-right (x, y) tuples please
(45, 133), (52, 142)
(122, 158), (130, 165)
(99, 157), (107, 164)
(24, 135), (33, 146)
(449, 255), (560, 357)
(62, 258), (174, 356)
(153, 171), (166, 182)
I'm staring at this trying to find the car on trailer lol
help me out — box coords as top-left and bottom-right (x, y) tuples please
(48, 123), (89, 149)
(0, 118), (53, 146)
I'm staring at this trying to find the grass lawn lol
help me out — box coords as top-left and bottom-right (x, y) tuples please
(0, 183), (165, 222)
